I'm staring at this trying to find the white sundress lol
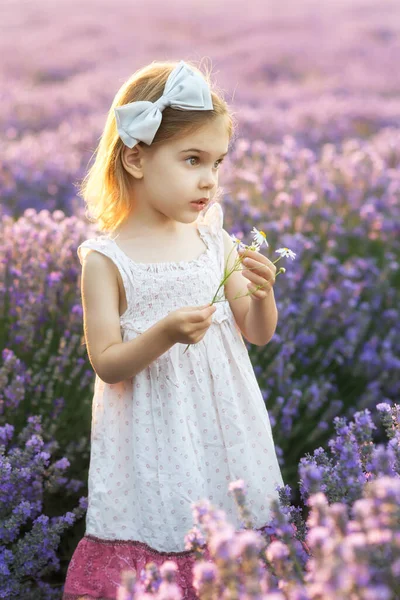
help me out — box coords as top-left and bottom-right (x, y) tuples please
(63, 201), (284, 600)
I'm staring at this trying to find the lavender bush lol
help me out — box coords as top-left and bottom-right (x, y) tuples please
(116, 403), (400, 599)
(1, 131), (399, 598)
(1, 107), (399, 600)
(224, 130), (400, 481)
(3, 0), (400, 220)
(0, 210), (97, 596)
(0, 416), (87, 599)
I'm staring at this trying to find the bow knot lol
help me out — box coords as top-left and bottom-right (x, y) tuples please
(114, 61), (214, 148)
(153, 95), (172, 112)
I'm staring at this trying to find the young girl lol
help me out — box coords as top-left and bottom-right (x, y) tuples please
(63, 59), (284, 600)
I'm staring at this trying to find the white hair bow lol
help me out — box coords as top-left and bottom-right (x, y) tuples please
(114, 60), (214, 148)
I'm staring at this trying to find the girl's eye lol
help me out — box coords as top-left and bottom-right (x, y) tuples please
(186, 156), (224, 168)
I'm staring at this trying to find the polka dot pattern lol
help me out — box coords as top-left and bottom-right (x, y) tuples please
(76, 203), (284, 556)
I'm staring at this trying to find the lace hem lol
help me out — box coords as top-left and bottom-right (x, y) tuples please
(84, 534), (199, 556)
(63, 595), (112, 600)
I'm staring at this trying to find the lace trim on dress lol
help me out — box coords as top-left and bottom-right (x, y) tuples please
(84, 534), (198, 556)
(108, 238), (212, 273)
(63, 596), (113, 600)
(85, 521), (279, 551)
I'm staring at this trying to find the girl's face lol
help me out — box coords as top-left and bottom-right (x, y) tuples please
(123, 114), (231, 231)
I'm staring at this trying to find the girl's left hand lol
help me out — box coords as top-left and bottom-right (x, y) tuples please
(239, 249), (277, 301)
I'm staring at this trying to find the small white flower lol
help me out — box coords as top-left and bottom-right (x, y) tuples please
(230, 233), (245, 250)
(275, 247), (296, 260)
(251, 227), (269, 248)
(230, 233), (240, 244)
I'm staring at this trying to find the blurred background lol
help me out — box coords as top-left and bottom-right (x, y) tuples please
(2, 0), (400, 216)
(1, 0), (400, 597)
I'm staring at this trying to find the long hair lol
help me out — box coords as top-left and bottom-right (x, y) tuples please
(77, 59), (237, 233)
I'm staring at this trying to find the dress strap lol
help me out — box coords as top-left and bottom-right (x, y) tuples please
(77, 237), (132, 317)
(196, 202), (224, 277)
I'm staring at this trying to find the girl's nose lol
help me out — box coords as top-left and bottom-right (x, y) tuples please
(200, 173), (217, 188)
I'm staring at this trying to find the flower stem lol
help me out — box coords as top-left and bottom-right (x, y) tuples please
(183, 248), (286, 353)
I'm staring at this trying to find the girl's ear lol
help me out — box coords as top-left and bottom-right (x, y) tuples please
(121, 144), (145, 180)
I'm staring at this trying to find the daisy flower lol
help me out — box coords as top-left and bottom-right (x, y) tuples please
(251, 227), (269, 248)
(183, 224), (294, 354)
(247, 243), (261, 252)
(275, 247), (296, 260)
(229, 233), (246, 252)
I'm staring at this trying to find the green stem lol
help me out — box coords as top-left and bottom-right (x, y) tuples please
(183, 247), (241, 354)
(183, 249), (287, 352)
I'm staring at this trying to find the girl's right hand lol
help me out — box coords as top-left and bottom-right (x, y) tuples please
(163, 303), (217, 346)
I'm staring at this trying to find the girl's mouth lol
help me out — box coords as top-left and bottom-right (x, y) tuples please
(190, 200), (207, 210)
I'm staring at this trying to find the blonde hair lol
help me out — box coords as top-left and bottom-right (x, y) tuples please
(78, 59), (237, 233)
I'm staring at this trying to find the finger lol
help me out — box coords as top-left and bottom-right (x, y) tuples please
(243, 268), (273, 287)
(193, 316), (213, 334)
(193, 304), (213, 313)
(242, 256), (270, 271)
(251, 254), (276, 272)
(245, 258), (276, 277)
(203, 304), (216, 314)
(192, 305), (215, 322)
(202, 306), (216, 325)
(247, 283), (270, 299)
(204, 305), (216, 319)
(242, 259), (273, 279)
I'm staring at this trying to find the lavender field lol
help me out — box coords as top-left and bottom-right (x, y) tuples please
(1, 0), (400, 597)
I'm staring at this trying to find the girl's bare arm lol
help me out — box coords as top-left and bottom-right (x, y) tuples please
(80, 251), (175, 384)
